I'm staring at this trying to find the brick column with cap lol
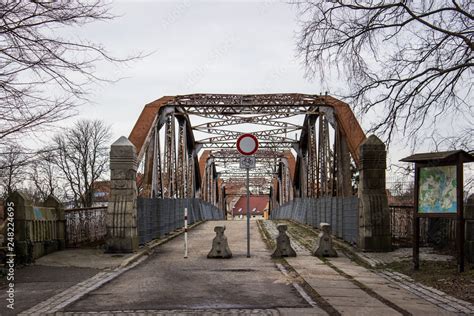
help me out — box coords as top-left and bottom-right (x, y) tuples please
(105, 136), (139, 253)
(358, 135), (392, 252)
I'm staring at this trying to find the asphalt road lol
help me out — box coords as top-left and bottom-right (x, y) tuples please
(65, 220), (311, 312)
(0, 265), (99, 316)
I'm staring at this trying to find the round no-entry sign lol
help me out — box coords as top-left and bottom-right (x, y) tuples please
(237, 133), (259, 156)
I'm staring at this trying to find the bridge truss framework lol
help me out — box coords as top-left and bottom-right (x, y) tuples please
(129, 93), (366, 215)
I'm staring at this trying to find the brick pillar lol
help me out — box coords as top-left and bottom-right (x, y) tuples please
(465, 194), (474, 263)
(105, 136), (139, 253)
(358, 135), (391, 252)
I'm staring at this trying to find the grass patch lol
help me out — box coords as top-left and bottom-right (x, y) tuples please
(384, 260), (474, 304)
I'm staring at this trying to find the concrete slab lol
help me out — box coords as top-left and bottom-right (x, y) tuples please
(353, 276), (393, 285)
(277, 307), (327, 315)
(315, 287), (371, 297)
(334, 306), (402, 316)
(325, 296), (390, 307)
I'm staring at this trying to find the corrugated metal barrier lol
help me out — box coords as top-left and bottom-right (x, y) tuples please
(270, 196), (359, 245)
(137, 198), (223, 245)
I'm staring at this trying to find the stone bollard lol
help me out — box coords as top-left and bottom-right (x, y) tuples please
(312, 223), (337, 257)
(358, 135), (391, 252)
(105, 136), (139, 253)
(207, 226), (232, 259)
(465, 194), (474, 263)
(271, 225), (296, 258)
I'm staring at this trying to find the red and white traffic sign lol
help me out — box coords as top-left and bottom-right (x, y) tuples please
(236, 133), (259, 156)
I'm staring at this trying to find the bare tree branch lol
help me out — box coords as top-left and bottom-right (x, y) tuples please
(295, 0), (473, 146)
(52, 119), (111, 207)
(0, 1), (141, 148)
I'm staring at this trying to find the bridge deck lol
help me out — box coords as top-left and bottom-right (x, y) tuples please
(64, 220), (319, 313)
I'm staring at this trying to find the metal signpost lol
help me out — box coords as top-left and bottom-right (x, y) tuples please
(184, 207), (188, 258)
(237, 134), (258, 258)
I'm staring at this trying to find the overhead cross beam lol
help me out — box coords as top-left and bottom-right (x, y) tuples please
(129, 93), (366, 211)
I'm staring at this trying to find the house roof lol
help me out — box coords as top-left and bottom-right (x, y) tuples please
(232, 196), (269, 215)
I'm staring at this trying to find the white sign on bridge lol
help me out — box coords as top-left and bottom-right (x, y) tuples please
(239, 156), (256, 169)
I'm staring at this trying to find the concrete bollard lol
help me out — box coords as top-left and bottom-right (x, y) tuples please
(271, 225), (296, 258)
(312, 223), (338, 257)
(207, 226), (232, 259)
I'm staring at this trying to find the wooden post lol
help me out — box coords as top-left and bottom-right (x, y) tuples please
(413, 164), (420, 270)
(457, 159), (465, 272)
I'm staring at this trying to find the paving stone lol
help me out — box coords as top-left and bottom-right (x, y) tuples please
(331, 306), (401, 316)
(316, 287), (372, 297)
(325, 296), (390, 307)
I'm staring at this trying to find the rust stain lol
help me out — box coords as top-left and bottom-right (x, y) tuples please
(321, 95), (366, 167)
(128, 96), (175, 155)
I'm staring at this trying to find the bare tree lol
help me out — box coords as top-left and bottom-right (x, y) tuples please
(0, 1), (137, 148)
(53, 119), (111, 207)
(295, 0), (473, 145)
(0, 144), (30, 197)
(28, 150), (62, 202)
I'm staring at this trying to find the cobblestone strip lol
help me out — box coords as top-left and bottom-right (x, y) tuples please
(19, 256), (149, 316)
(376, 270), (474, 314)
(55, 308), (280, 315)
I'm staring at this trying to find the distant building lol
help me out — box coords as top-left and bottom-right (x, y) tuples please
(231, 195), (269, 220)
(91, 181), (110, 207)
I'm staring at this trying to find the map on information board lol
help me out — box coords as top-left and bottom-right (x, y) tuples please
(419, 165), (457, 213)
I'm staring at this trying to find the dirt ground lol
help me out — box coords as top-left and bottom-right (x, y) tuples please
(384, 260), (474, 304)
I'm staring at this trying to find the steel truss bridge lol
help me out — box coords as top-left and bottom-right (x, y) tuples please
(129, 93), (366, 214)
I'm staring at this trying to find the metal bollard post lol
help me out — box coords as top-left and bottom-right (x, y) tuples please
(184, 207), (188, 258)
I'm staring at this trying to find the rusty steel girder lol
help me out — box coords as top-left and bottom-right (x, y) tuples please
(128, 93), (366, 209)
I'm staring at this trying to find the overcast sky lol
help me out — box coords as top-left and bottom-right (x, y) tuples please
(74, 0), (314, 133)
(48, 0), (468, 181)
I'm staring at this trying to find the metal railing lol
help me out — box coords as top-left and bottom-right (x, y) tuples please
(137, 198), (223, 245)
(65, 206), (107, 247)
(389, 204), (456, 247)
(389, 204), (414, 246)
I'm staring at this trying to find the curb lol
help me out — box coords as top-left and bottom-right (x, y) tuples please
(119, 220), (206, 268)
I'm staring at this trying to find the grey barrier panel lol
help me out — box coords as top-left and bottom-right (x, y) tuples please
(137, 198), (162, 245)
(137, 198), (224, 245)
(342, 197), (359, 245)
(271, 196), (359, 245)
(331, 198), (337, 234)
(336, 197), (343, 238)
(137, 198), (145, 244)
